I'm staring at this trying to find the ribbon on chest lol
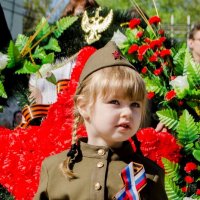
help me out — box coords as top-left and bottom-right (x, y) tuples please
(114, 162), (147, 200)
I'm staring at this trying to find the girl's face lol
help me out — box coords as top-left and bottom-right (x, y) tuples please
(84, 93), (142, 148)
(188, 30), (200, 63)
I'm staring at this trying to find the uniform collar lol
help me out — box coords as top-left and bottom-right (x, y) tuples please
(79, 137), (135, 162)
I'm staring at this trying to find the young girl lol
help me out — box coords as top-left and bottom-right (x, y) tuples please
(34, 41), (168, 200)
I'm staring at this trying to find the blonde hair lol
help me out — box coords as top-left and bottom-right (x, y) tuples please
(61, 66), (147, 178)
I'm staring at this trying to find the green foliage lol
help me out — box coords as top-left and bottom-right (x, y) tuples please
(164, 176), (184, 200)
(0, 185), (14, 200)
(193, 150), (200, 162)
(144, 76), (167, 96)
(96, 0), (130, 10)
(0, 15), (77, 101)
(41, 53), (54, 64)
(15, 61), (40, 74)
(182, 48), (200, 90)
(32, 46), (46, 59)
(162, 157), (184, 200)
(7, 41), (21, 69)
(54, 16), (78, 38)
(183, 47), (193, 75)
(15, 34), (29, 52)
(43, 37), (61, 52)
(0, 80), (7, 98)
(187, 61), (200, 88)
(171, 45), (185, 75)
(35, 17), (51, 40)
(156, 109), (179, 131)
(176, 110), (199, 145)
(162, 158), (180, 181)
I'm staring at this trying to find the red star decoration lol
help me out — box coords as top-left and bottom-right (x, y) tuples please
(112, 50), (122, 60)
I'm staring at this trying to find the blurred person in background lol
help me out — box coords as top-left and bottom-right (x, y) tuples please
(12, 110), (22, 128)
(188, 23), (200, 63)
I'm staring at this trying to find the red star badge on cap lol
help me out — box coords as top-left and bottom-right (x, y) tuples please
(112, 51), (122, 60)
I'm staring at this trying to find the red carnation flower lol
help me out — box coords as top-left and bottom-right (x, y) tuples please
(129, 18), (141, 29)
(128, 44), (139, 54)
(141, 66), (148, 74)
(149, 54), (158, 62)
(138, 44), (149, 56)
(159, 37), (166, 43)
(153, 67), (163, 75)
(160, 49), (171, 58)
(196, 189), (200, 195)
(149, 16), (161, 24)
(165, 90), (176, 101)
(150, 39), (162, 49)
(137, 128), (158, 145)
(185, 176), (194, 183)
(158, 29), (165, 35)
(137, 128), (181, 168)
(181, 186), (187, 193)
(136, 31), (143, 38)
(144, 38), (151, 43)
(138, 54), (143, 61)
(184, 162), (197, 173)
(147, 92), (155, 99)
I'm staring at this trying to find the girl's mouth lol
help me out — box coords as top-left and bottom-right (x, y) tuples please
(117, 123), (130, 129)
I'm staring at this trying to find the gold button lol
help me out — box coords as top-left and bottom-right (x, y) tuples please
(98, 149), (105, 156)
(94, 182), (101, 190)
(97, 162), (104, 168)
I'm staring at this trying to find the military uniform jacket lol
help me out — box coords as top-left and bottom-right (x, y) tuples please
(34, 138), (168, 200)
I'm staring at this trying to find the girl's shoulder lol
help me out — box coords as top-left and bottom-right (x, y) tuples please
(42, 150), (68, 169)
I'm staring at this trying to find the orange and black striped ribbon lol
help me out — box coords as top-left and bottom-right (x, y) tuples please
(56, 79), (70, 93)
(19, 104), (50, 128)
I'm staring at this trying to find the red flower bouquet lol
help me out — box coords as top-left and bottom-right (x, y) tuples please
(119, 15), (200, 199)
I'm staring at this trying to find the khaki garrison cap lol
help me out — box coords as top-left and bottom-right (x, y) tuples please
(79, 41), (135, 82)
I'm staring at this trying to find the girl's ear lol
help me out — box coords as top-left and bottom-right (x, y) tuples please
(188, 39), (193, 49)
(76, 97), (90, 121)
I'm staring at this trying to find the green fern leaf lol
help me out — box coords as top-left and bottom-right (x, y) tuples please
(144, 76), (167, 96)
(193, 149), (200, 162)
(176, 110), (199, 145)
(162, 158), (180, 181)
(33, 46), (47, 59)
(35, 17), (51, 40)
(146, 25), (156, 39)
(188, 89), (200, 97)
(172, 45), (185, 75)
(165, 176), (184, 200)
(54, 16), (78, 38)
(43, 37), (61, 52)
(7, 41), (21, 68)
(41, 53), (54, 64)
(0, 80), (7, 98)
(195, 140), (200, 150)
(183, 48), (193, 75)
(15, 60), (40, 74)
(187, 61), (200, 88)
(125, 28), (138, 43)
(15, 34), (29, 52)
(156, 109), (179, 130)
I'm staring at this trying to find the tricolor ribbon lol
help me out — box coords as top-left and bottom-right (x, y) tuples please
(114, 162), (147, 200)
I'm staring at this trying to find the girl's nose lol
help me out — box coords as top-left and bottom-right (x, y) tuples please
(120, 106), (132, 118)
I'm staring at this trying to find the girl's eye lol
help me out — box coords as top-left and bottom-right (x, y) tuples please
(131, 102), (140, 108)
(109, 100), (120, 105)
